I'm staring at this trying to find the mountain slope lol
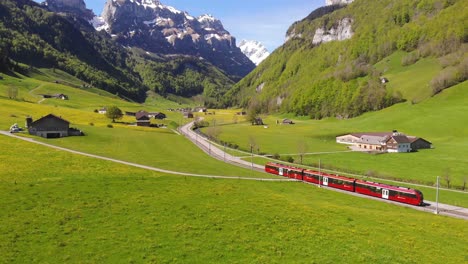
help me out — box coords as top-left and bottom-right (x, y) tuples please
(227, 0), (467, 119)
(238, 40), (270, 65)
(0, 0), (234, 106)
(98, 0), (255, 79)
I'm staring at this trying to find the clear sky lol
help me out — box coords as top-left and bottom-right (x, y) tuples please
(36, 0), (324, 51)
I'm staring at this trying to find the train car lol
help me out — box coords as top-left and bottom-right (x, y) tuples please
(355, 180), (424, 206)
(265, 162), (303, 180)
(303, 169), (321, 184)
(303, 170), (356, 192)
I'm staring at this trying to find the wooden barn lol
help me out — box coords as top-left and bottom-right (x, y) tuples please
(27, 114), (70, 138)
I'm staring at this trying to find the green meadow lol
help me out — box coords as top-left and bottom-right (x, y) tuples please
(0, 136), (467, 263)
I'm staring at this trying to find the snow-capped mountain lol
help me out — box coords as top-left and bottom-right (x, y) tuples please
(95, 0), (254, 78)
(238, 40), (270, 65)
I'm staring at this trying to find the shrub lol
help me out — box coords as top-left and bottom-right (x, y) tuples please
(89, 122), (94, 126)
(401, 52), (420, 66)
(107, 124), (113, 128)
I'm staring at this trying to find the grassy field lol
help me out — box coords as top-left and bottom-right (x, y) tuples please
(1, 135), (467, 263)
(211, 80), (468, 190)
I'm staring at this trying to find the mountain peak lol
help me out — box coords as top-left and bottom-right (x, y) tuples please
(238, 40), (270, 65)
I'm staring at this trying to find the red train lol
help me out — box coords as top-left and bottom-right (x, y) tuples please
(265, 162), (424, 206)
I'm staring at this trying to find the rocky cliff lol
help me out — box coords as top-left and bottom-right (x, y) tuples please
(98, 0), (255, 78)
(325, 0), (354, 6)
(43, 0), (94, 20)
(312, 17), (353, 45)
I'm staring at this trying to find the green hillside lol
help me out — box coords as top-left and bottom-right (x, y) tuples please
(0, 0), (234, 106)
(227, 0), (467, 118)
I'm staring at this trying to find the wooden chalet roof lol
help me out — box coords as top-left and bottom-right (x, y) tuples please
(30, 114), (70, 126)
(135, 111), (149, 120)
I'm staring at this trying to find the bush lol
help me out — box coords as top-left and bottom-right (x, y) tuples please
(107, 124), (113, 128)
(272, 153), (281, 160)
(401, 52), (420, 66)
(89, 122), (94, 126)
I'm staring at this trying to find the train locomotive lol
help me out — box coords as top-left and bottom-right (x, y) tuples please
(265, 162), (424, 206)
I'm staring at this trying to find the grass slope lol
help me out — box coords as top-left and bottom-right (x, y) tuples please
(0, 136), (467, 263)
(209, 81), (468, 205)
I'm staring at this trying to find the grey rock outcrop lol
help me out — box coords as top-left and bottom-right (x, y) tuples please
(312, 17), (353, 44)
(43, 0), (94, 20)
(99, 0), (255, 78)
(325, 0), (354, 6)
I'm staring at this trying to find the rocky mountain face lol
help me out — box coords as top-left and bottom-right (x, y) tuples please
(43, 0), (94, 20)
(312, 17), (353, 45)
(97, 0), (255, 79)
(238, 40), (270, 66)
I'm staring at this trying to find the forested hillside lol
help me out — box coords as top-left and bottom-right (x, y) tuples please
(227, 0), (467, 119)
(0, 0), (233, 105)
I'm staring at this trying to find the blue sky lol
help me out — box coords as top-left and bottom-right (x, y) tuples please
(36, 0), (323, 51)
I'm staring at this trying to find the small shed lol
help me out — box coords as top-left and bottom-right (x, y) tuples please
(282, 119), (294, 125)
(183, 112), (194, 119)
(409, 137), (432, 150)
(55, 94), (69, 100)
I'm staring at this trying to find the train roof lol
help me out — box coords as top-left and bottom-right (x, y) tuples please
(266, 162), (303, 171)
(303, 169), (356, 181)
(355, 180), (417, 193)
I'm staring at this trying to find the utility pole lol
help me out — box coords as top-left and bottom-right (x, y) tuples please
(318, 159), (322, 188)
(250, 145), (254, 173)
(435, 176), (440, 215)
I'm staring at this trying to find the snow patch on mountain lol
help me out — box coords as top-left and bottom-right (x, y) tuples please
(325, 0), (354, 6)
(238, 40), (270, 65)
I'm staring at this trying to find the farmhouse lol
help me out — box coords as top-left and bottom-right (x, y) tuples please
(98, 107), (107, 114)
(135, 111), (151, 126)
(337, 131), (431, 153)
(26, 114), (83, 138)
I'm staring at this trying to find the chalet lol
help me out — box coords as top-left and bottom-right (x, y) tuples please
(282, 119), (294, 125)
(183, 112), (194, 119)
(386, 135), (411, 153)
(26, 114), (83, 138)
(337, 131), (430, 153)
(98, 107), (107, 114)
(135, 111), (151, 127)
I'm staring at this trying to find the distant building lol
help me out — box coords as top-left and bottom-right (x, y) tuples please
(98, 107), (107, 114)
(135, 111), (151, 126)
(337, 131), (431, 153)
(27, 114), (83, 138)
(282, 119), (294, 125)
(183, 112), (194, 119)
